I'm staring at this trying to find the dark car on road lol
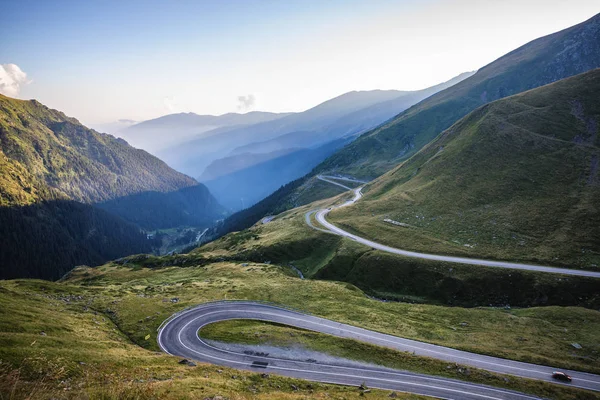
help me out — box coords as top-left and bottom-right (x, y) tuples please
(552, 372), (572, 382)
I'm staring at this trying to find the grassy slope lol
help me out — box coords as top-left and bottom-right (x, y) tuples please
(287, 175), (348, 207)
(0, 94), (198, 206)
(201, 197), (344, 276)
(209, 174), (347, 246)
(329, 69), (600, 270)
(315, 13), (600, 179)
(197, 196), (600, 309)
(1, 261), (599, 399)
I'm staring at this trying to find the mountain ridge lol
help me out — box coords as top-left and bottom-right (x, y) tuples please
(127, 110), (292, 131)
(209, 14), (600, 239)
(315, 13), (600, 178)
(329, 68), (600, 269)
(0, 93), (201, 205)
(121, 110), (293, 154)
(156, 87), (421, 176)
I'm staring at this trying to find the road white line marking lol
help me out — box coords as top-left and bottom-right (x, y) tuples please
(158, 302), (600, 393)
(192, 319), (541, 398)
(183, 308), (577, 380)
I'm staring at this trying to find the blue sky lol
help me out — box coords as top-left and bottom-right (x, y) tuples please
(1, 0), (598, 125)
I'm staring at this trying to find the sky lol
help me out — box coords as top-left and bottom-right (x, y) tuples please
(1, 0), (598, 126)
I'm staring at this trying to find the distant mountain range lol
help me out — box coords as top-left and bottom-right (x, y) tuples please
(169, 72), (473, 210)
(0, 94), (224, 279)
(156, 89), (417, 176)
(119, 111), (292, 154)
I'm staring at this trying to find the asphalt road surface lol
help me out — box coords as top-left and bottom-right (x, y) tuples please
(317, 174), (367, 190)
(316, 175), (353, 190)
(312, 183), (600, 279)
(158, 301), (600, 399)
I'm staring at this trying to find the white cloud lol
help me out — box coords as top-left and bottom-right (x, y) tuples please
(163, 96), (178, 113)
(236, 94), (256, 112)
(0, 64), (30, 97)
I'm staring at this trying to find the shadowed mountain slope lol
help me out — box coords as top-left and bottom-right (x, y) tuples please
(204, 139), (349, 210)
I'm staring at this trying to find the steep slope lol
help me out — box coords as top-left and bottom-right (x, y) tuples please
(0, 94), (223, 279)
(0, 94), (198, 205)
(207, 173), (351, 241)
(0, 200), (151, 280)
(207, 174), (318, 240)
(121, 111), (290, 153)
(317, 13), (600, 178)
(200, 148), (300, 182)
(97, 184), (224, 230)
(0, 93), (225, 226)
(204, 139), (349, 210)
(330, 69), (600, 269)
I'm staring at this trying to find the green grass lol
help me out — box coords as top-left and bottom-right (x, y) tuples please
(11, 262), (600, 372)
(0, 93), (198, 206)
(294, 176), (347, 206)
(197, 196), (346, 277)
(319, 177), (363, 189)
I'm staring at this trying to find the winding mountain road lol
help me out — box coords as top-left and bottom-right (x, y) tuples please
(157, 176), (600, 397)
(313, 178), (600, 278)
(158, 301), (600, 399)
